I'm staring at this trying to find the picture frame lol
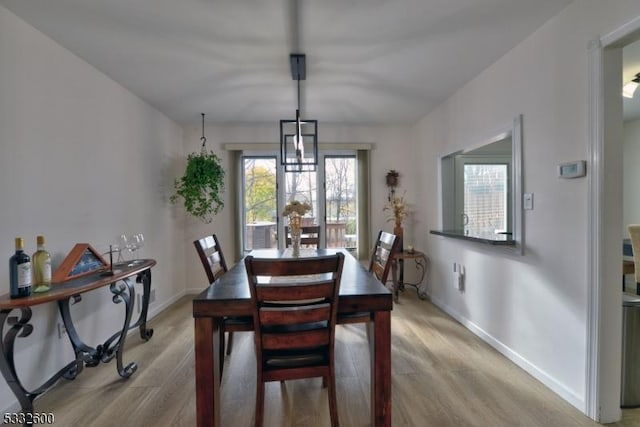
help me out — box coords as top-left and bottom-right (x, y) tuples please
(52, 243), (109, 283)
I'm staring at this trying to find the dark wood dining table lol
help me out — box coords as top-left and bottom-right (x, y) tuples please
(192, 248), (393, 426)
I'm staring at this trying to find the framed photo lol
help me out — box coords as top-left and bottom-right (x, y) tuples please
(52, 243), (109, 283)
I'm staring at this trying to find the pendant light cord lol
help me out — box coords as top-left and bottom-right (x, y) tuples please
(297, 78), (301, 112)
(296, 78), (302, 140)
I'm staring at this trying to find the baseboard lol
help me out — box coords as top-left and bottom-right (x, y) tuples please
(146, 290), (188, 320)
(429, 294), (586, 413)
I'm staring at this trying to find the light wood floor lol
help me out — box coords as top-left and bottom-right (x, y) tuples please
(33, 289), (629, 426)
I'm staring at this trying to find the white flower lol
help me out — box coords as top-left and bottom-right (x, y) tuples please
(282, 200), (312, 216)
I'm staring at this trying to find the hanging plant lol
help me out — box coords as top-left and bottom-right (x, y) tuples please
(170, 114), (225, 223)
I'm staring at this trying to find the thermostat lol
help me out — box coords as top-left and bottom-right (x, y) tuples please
(558, 160), (586, 178)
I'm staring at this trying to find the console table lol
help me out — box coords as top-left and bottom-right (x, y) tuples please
(0, 259), (156, 419)
(391, 250), (428, 302)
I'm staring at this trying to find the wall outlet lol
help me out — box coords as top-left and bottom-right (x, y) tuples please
(57, 322), (67, 339)
(452, 263), (465, 291)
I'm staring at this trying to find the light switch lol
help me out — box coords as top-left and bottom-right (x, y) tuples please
(524, 193), (534, 210)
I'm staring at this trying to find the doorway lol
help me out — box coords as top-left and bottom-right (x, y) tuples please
(588, 15), (640, 422)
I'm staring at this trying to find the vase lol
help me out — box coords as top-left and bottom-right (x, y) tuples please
(289, 213), (302, 256)
(394, 225), (403, 252)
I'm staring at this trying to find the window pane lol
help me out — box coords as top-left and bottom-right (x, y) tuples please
(463, 164), (507, 235)
(325, 157), (357, 249)
(244, 158), (277, 250)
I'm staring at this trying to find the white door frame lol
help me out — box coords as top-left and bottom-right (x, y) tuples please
(587, 15), (640, 422)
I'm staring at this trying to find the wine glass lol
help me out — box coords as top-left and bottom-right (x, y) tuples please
(134, 233), (145, 258)
(126, 233), (145, 262)
(118, 234), (130, 260)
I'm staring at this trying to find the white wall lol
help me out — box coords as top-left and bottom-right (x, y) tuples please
(413, 0), (640, 419)
(0, 6), (185, 411)
(624, 119), (640, 230)
(180, 123), (416, 291)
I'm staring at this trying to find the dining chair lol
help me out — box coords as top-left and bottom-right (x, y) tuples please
(194, 234), (253, 376)
(285, 225), (321, 248)
(628, 225), (640, 294)
(244, 253), (345, 427)
(337, 230), (399, 325)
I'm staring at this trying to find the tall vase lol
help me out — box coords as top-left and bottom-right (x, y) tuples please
(289, 213), (302, 257)
(394, 224), (403, 252)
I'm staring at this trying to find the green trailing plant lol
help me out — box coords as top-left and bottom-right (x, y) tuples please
(171, 149), (225, 223)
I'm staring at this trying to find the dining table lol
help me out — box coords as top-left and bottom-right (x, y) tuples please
(192, 248), (393, 427)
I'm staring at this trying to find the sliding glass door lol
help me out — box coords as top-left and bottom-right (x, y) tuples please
(242, 157), (277, 250)
(324, 156), (356, 249)
(241, 152), (358, 253)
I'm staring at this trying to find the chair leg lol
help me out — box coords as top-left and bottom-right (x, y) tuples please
(226, 331), (234, 355)
(255, 380), (265, 427)
(327, 367), (339, 427)
(637, 282), (640, 295)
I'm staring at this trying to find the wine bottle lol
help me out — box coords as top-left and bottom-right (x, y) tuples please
(9, 237), (31, 298)
(32, 235), (51, 293)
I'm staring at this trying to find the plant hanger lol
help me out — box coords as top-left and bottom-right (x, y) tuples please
(200, 112), (207, 151)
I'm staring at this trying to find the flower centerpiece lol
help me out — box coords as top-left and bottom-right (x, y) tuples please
(282, 200), (312, 217)
(282, 200), (312, 255)
(384, 194), (408, 250)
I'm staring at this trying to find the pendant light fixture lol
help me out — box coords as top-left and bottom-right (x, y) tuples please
(280, 53), (318, 172)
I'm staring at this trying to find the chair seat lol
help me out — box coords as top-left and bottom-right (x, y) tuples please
(264, 349), (328, 368)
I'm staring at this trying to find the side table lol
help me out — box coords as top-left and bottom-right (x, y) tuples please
(391, 250), (429, 302)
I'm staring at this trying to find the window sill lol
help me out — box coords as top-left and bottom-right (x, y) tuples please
(429, 230), (516, 246)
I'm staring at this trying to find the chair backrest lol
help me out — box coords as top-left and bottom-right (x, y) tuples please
(194, 234), (228, 284)
(244, 253), (345, 363)
(285, 225), (321, 248)
(629, 225), (640, 283)
(369, 230), (400, 284)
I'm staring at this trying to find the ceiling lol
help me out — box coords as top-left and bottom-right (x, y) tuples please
(8, 0), (639, 126)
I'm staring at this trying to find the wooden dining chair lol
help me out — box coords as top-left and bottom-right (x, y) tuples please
(194, 234), (253, 376)
(194, 234), (228, 284)
(338, 230), (399, 325)
(285, 225), (321, 248)
(244, 253), (345, 427)
(628, 225), (640, 294)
